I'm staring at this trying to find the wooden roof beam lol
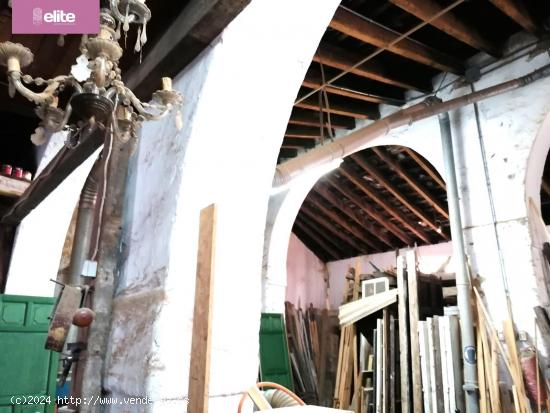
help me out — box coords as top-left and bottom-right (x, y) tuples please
(285, 126), (322, 139)
(330, 8), (464, 75)
(289, 108), (356, 130)
(339, 165), (432, 243)
(313, 184), (394, 248)
(301, 204), (366, 254)
(325, 175), (414, 245)
(389, 0), (501, 57)
(350, 154), (448, 240)
(282, 138), (316, 149)
(299, 214), (351, 256)
(488, 0), (538, 33)
(293, 220), (340, 261)
(295, 97), (380, 120)
(403, 148), (446, 191)
(314, 44), (432, 93)
(372, 147), (449, 219)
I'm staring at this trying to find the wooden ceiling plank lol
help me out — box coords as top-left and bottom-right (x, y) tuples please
(308, 193), (384, 251)
(301, 204), (365, 254)
(488, 0), (538, 33)
(326, 175), (414, 245)
(350, 154), (448, 240)
(303, 76), (404, 106)
(329, 8), (464, 74)
(295, 97), (380, 120)
(404, 148), (446, 191)
(339, 165), (432, 243)
(313, 183), (394, 248)
(389, 0), (501, 57)
(289, 108), (356, 130)
(372, 147), (449, 219)
(294, 219), (340, 261)
(314, 45), (432, 93)
(299, 214), (351, 256)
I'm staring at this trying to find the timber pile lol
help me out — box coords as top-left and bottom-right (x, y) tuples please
(286, 302), (339, 405)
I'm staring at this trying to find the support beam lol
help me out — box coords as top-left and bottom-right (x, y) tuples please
(294, 220), (340, 261)
(350, 154), (448, 240)
(295, 96), (380, 120)
(285, 126), (322, 139)
(339, 165), (431, 243)
(314, 44), (432, 92)
(308, 193), (384, 251)
(289, 108), (356, 130)
(389, 0), (501, 57)
(303, 76), (405, 106)
(299, 214), (350, 257)
(326, 175), (413, 245)
(488, 0), (538, 33)
(372, 147), (449, 219)
(301, 204), (365, 254)
(125, 0), (251, 97)
(404, 148), (446, 191)
(330, 8), (463, 74)
(313, 183), (394, 248)
(188, 204), (217, 413)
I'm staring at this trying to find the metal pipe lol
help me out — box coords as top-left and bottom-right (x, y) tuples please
(68, 159), (101, 285)
(438, 112), (478, 413)
(274, 63), (550, 187)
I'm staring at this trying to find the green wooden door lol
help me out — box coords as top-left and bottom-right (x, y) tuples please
(0, 295), (59, 413)
(259, 313), (294, 391)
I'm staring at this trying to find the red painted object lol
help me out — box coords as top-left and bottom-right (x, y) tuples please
(1, 164), (12, 175)
(13, 168), (23, 178)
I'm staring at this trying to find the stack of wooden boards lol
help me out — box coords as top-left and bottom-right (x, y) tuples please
(285, 302), (340, 406)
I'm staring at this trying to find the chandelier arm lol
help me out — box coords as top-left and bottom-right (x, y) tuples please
(123, 86), (170, 120)
(9, 72), (61, 105)
(109, 0), (137, 25)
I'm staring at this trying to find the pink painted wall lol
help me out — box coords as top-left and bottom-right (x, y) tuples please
(285, 233), (328, 309)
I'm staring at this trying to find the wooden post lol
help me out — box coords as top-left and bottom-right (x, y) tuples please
(396, 256), (410, 412)
(407, 249), (423, 413)
(188, 204), (217, 413)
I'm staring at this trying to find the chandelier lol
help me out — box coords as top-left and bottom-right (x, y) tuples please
(0, 0), (183, 146)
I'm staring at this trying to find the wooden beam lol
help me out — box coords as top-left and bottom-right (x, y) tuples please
(303, 75), (404, 106)
(288, 109), (355, 130)
(396, 256), (410, 413)
(298, 214), (350, 257)
(282, 138), (316, 148)
(125, 0), (251, 98)
(339, 165), (431, 243)
(330, 8), (464, 74)
(389, 0), (501, 57)
(313, 183), (394, 248)
(301, 204), (365, 254)
(314, 44), (432, 93)
(294, 220), (340, 261)
(188, 204), (217, 413)
(1, 125), (106, 225)
(372, 147), (449, 219)
(308, 193), (384, 251)
(406, 250), (423, 413)
(404, 148), (446, 191)
(326, 175), (414, 245)
(350, 154), (448, 240)
(488, 0), (538, 33)
(285, 126), (321, 139)
(295, 96), (380, 120)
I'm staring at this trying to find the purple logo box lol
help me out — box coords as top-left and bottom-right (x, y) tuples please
(12, 0), (99, 34)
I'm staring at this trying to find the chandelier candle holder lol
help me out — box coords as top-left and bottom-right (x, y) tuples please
(0, 3), (183, 147)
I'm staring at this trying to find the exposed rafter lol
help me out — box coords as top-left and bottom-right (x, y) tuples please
(325, 175), (414, 245)
(288, 108), (356, 130)
(329, 7), (464, 74)
(403, 148), (446, 191)
(372, 147), (448, 219)
(488, 0), (538, 33)
(314, 44), (432, 92)
(350, 154), (448, 240)
(299, 214), (351, 256)
(389, 0), (501, 57)
(294, 96), (380, 120)
(294, 219), (340, 260)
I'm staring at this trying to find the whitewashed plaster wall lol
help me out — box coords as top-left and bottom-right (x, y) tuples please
(286, 233), (328, 310)
(103, 1), (341, 412)
(6, 133), (99, 297)
(264, 40), (550, 342)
